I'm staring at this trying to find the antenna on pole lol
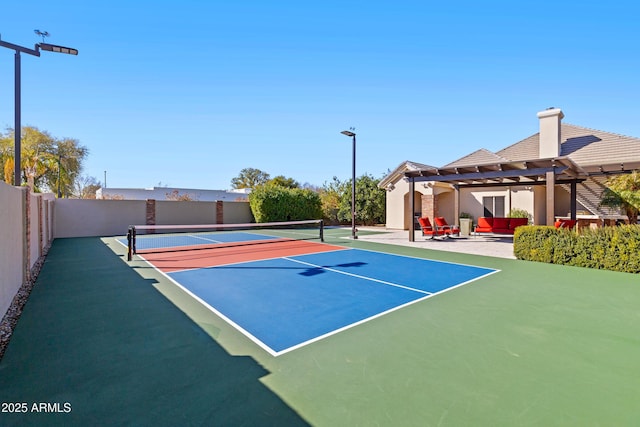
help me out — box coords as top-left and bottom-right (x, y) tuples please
(34, 29), (50, 43)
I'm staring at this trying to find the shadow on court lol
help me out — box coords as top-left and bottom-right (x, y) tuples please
(0, 238), (309, 427)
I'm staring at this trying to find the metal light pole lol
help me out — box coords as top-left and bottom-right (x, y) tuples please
(57, 153), (62, 198)
(341, 129), (357, 239)
(0, 33), (78, 186)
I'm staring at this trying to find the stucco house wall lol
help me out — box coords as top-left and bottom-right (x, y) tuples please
(384, 178), (411, 229)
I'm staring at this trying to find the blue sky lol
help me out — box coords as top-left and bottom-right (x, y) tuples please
(1, 1), (639, 190)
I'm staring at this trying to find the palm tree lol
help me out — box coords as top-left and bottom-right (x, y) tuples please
(599, 171), (640, 224)
(0, 127), (88, 195)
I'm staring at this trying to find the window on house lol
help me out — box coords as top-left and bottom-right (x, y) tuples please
(483, 196), (505, 217)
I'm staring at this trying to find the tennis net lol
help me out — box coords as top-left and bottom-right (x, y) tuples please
(126, 219), (324, 261)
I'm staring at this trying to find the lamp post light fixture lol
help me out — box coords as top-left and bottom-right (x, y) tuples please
(341, 129), (358, 239)
(0, 32), (78, 187)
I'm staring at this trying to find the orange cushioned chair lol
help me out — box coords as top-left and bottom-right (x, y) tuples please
(554, 219), (577, 229)
(418, 217), (448, 237)
(434, 217), (460, 236)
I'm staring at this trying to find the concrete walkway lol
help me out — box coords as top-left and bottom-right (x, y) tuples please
(356, 228), (517, 259)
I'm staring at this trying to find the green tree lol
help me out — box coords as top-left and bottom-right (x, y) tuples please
(73, 175), (102, 199)
(0, 126), (88, 195)
(319, 176), (344, 224)
(337, 174), (386, 226)
(230, 167), (270, 189)
(249, 185), (322, 222)
(599, 170), (640, 223)
(267, 175), (300, 189)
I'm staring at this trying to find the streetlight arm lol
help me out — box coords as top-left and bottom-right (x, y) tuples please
(0, 40), (40, 56)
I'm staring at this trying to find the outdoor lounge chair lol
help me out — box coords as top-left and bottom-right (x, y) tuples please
(434, 217), (460, 236)
(418, 217), (448, 238)
(554, 219), (577, 229)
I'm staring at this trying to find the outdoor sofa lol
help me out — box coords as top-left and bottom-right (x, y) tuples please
(474, 217), (528, 235)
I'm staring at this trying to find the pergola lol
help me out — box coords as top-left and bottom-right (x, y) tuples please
(403, 157), (640, 242)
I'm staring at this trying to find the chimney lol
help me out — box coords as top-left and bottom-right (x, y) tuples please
(536, 107), (564, 158)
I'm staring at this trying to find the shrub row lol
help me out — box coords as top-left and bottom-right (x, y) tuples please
(513, 225), (640, 274)
(249, 185), (322, 223)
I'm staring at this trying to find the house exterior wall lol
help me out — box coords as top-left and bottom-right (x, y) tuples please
(459, 186), (538, 223)
(434, 189), (455, 224)
(509, 186), (535, 218)
(461, 187), (510, 220)
(384, 182), (461, 230)
(385, 179), (412, 229)
(533, 186), (547, 225)
(554, 188), (572, 219)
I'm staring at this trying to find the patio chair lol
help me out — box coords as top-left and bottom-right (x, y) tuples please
(554, 219), (577, 229)
(434, 217), (460, 237)
(418, 217), (448, 238)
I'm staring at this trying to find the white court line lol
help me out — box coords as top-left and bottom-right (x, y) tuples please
(282, 257), (433, 295)
(190, 234), (224, 244)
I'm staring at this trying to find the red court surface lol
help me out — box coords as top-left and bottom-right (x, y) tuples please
(141, 239), (347, 273)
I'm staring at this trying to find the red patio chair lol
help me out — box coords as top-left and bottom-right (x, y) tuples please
(418, 217), (448, 237)
(434, 217), (460, 236)
(554, 219), (577, 229)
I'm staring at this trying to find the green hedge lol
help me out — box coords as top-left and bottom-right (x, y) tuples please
(514, 225), (640, 273)
(249, 185), (322, 223)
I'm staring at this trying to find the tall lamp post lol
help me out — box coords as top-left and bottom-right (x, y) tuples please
(56, 151), (63, 198)
(0, 32), (78, 186)
(341, 129), (357, 239)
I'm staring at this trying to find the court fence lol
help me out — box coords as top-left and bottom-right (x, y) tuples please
(0, 182), (55, 320)
(0, 185), (253, 320)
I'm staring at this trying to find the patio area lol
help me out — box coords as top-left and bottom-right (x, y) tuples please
(356, 228), (517, 259)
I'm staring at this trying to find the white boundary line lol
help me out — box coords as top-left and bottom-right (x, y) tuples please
(344, 245), (503, 271)
(190, 234), (224, 244)
(282, 257), (432, 295)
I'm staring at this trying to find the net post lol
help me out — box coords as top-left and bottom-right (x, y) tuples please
(127, 227), (133, 261)
(319, 219), (324, 242)
(132, 226), (137, 255)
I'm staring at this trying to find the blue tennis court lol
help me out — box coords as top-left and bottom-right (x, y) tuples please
(162, 248), (498, 356)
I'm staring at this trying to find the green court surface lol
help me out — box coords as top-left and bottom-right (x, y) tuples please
(1, 230), (640, 426)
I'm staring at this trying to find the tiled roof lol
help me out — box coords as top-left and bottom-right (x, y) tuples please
(445, 123), (640, 169)
(379, 160), (437, 188)
(495, 134), (539, 162)
(560, 124), (640, 168)
(444, 149), (509, 167)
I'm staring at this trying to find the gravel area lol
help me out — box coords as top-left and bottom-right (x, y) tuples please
(0, 244), (50, 361)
